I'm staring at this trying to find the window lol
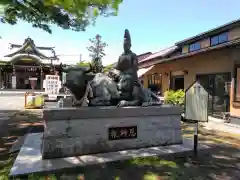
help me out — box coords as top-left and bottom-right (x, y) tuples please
(147, 73), (162, 93)
(219, 32), (228, 42)
(234, 65), (240, 102)
(147, 73), (161, 86)
(147, 74), (152, 85)
(210, 32), (228, 46)
(189, 42), (201, 52)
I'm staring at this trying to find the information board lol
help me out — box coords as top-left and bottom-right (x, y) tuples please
(185, 81), (209, 122)
(43, 75), (61, 95)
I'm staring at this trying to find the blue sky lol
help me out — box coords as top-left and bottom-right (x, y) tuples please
(0, 0), (240, 65)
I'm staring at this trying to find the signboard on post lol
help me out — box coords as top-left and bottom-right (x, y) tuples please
(184, 81), (209, 156)
(185, 81), (209, 122)
(43, 75), (61, 100)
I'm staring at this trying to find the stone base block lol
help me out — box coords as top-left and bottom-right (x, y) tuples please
(42, 106), (183, 159)
(9, 133), (210, 177)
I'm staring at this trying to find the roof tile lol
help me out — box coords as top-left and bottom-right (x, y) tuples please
(139, 46), (178, 63)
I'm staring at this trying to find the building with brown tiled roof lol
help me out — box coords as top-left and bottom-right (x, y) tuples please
(137, 52), (152, 63)
(138, 19), (240, 123)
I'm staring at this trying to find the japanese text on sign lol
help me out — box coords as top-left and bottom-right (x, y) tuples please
(185, 81), (209, 122)
(44, 75), (61, 95)
(108, 126), (137, 140)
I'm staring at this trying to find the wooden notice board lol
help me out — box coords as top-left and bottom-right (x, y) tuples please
(185, 81), (209, 122)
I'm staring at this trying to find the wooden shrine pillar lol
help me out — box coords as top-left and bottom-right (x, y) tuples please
(12, 65), (16, 89)
(0, 68), (2, 89)
(40, 66), (43, 90)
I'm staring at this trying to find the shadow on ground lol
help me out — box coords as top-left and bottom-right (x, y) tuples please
(13, 142), (239, 180)
(0, 114), (240, 180)
(0, 110), (43, 158)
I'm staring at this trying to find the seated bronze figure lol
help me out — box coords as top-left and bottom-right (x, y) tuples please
(61, 29), (161, 107)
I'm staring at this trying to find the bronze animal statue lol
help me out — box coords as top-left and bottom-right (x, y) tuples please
(61, 29), (161, 107)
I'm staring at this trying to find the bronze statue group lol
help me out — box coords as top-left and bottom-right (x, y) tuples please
(61, 29), (161, 107)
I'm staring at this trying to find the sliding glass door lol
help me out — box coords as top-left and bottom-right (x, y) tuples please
(196, 72), (231, 117)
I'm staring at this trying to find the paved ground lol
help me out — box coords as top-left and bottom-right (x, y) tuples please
(0, 94), (57, 110)
(0, 94), (25, 110)
(203, 119), (240, 136)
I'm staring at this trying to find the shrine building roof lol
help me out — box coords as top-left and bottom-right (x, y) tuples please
(2, 37), (60, 65)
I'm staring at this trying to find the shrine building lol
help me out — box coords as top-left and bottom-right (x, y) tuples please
(0, 38), (63, 90)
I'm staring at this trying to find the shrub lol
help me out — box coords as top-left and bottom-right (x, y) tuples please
(77, 61), (91, 67)
(164, 89), (185, 105)
(103, 63), (115, 72)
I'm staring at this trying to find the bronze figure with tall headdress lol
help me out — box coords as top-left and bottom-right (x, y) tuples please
(124, 29), (131, 46)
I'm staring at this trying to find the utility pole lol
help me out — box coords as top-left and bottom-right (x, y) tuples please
(79, 54), (82, 63)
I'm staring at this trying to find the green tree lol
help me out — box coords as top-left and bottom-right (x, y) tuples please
(0, 0), (123, 33)
(87, 34), (107, 73)
(77, 61), (91, 68)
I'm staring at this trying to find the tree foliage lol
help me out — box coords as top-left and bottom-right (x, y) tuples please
(87, 34), (107, 60)
(87, 34), (107, 73)
(0, 0), (123, 33)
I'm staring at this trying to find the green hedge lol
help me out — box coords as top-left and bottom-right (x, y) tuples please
(164, 89), (185, 105)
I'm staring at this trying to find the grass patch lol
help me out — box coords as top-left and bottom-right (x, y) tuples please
(0, 157), (14, 180)
(130, 157), (178, 168)
(0, 156), (58, 180)
(143, 172), (160, 180)
(0, 155), (212, 180)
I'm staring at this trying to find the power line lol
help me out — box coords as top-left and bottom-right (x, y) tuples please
(56, 54), (82, 57)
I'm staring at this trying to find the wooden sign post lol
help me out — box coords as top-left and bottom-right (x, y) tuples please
(185, 81), (209, 156)
(193, 122), (198, 155)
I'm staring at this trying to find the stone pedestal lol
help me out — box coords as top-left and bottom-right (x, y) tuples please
(42, 105), (183, 159)
(58, 97), (73, 107)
